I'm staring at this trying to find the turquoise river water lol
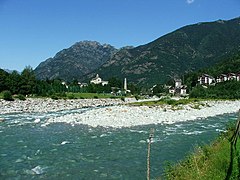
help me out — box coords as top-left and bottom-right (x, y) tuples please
(0, 108), (238, 180)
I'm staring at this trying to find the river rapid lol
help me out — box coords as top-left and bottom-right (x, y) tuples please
(0, 108), (238, 179)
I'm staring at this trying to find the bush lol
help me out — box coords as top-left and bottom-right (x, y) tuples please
(3, 91), (14, 101)
(135, 95), (140, 101)
(93, 95), (98, 99)
(17, 94), (26, 101)
(51, 94), (59, 100)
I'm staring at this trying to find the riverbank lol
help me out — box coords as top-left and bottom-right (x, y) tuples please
(44, 100), (240, 128)
(0, 98), (126, 114)
(1, 98), (240, 128)
(163, 121), (240, 180)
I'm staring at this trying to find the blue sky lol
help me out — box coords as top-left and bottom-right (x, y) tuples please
(0, 0), (239, 72)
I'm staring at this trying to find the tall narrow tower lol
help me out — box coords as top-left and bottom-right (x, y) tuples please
(124, 78), (127, 91)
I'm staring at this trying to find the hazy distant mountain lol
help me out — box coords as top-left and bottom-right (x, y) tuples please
(3, 69), (19, 74)
(34, 41), (117, 81)
(84, 17), (240, 86)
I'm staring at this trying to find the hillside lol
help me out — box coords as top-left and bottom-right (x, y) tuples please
(84, 17), (240, 86)
(34, 41), (117, 81)
(184, 50), (240, 88)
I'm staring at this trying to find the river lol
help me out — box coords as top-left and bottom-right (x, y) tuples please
(0, 108), (237, 179)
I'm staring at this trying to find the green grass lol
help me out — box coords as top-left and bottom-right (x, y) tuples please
(131, 98), (200, 106)
(163, 123), (240, 180)
(66, 93), (121, 99)
(0, 92), (121, 100)
(0, 92), (3, 99)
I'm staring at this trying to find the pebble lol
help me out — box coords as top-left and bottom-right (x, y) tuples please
(45, 101), (240, 128)
(1, 98), (240, 128)
(0, 98), (128, 115)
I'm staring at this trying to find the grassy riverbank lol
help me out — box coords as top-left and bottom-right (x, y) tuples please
(0, 92), (122, 100)
(163, 122), (240, 180)
(132, 98), (210, 110)
(65, 93), (121, 99)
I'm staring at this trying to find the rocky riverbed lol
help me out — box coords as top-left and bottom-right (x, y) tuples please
(0, 98), (126, 114)
(1, 98), (240, 128)
(44, 100), (240, 128)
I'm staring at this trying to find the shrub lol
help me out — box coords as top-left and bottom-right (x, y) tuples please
(135, 95), (140, 101)
(17, 94), (26, 101)
(93, 95), (98, 99)
(3, 91), (14, 101)
(51, 94), (59, 100)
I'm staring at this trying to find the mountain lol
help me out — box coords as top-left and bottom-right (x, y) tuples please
(184, 49), (240, 87)
(84, 17), (240, 86)
(34, 41), (117, 81)
(3, 69), (19, 74)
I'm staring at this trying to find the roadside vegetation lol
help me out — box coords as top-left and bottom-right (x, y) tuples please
(163, 121), (240, 180)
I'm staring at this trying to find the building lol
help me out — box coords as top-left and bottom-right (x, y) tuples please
(227, 73), (236, 81)
(237, 73), (240, 81)
(216, 74), (227, 83)
(90, 74), (108, 86)
(198, 74), (215, 85)
(168, 79), (187, 96)
(78, 82), (88, 88)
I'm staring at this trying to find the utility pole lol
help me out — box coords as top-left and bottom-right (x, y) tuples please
(147, 128), (154, 180)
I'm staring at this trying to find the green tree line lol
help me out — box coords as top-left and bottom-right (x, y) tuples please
(0, 67), (140, 97)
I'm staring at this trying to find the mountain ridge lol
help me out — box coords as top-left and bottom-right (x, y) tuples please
(34, 41), (118, 81)
(83, 17), (240, 86)
(34, 17), (240, 86)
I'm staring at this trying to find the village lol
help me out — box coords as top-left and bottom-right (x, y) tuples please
(59, 72), (240, 97)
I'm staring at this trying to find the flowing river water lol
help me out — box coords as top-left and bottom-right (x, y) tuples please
(0, 108), (238, 179)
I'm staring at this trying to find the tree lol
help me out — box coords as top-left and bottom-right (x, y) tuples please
(189, 85), (206, 98)
(3, 90), (14, 101)
(7, 71), (21, 94)
(152, 84), (166, 95)
(0, 69), (9, 92)
(128, 83), (140, 94)
(108, 77), (122, 88)
(19, 66), (36, 95)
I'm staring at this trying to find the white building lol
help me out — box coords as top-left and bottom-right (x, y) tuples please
(169, 79), (187, 95)
(78, 82), (88, 88)
(198, 74), (215, 85)
(216, 74), (227, 83)
(90, 74), (108, 86)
